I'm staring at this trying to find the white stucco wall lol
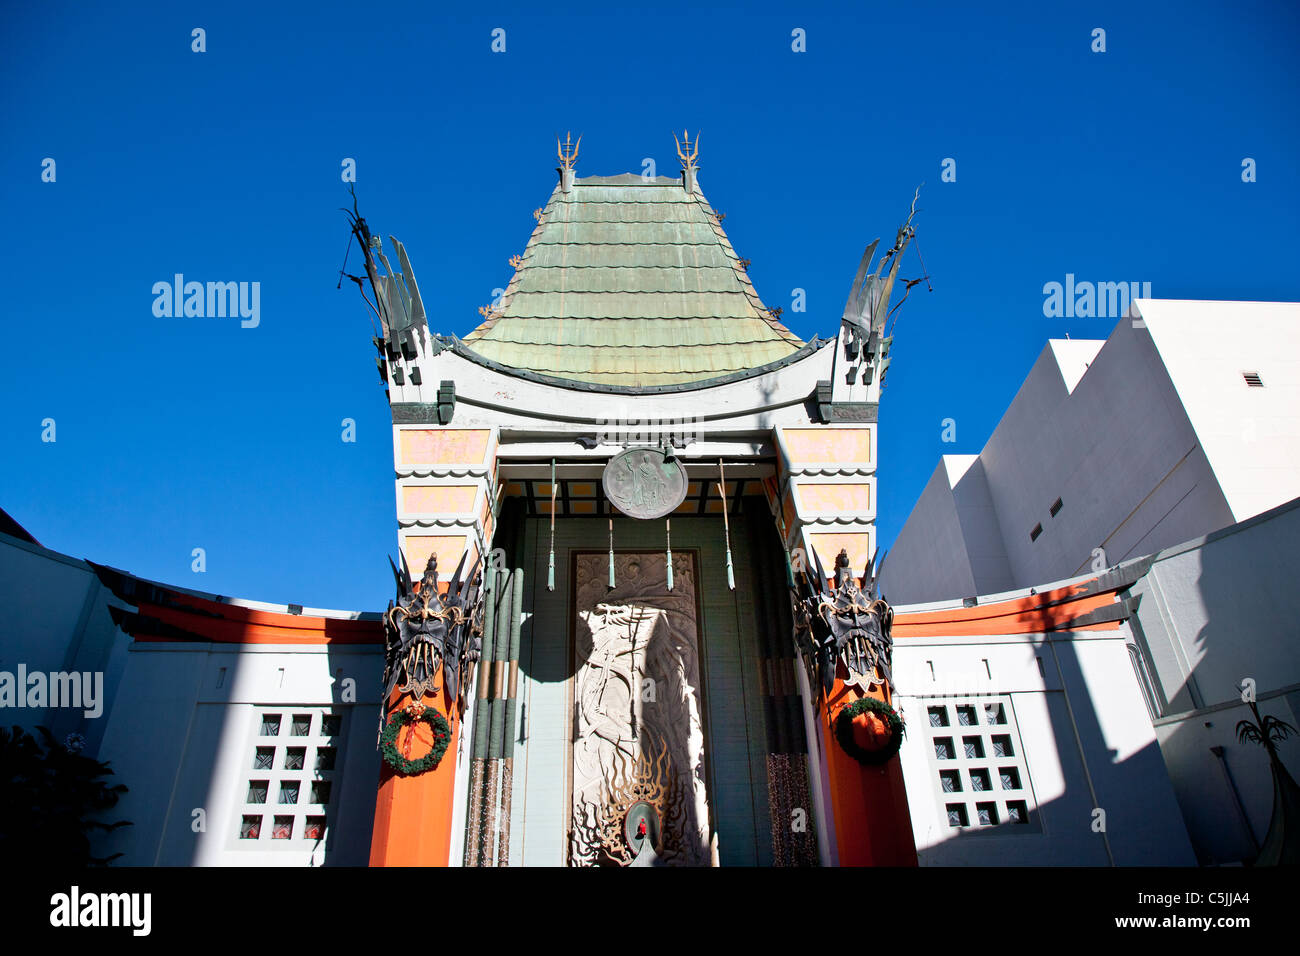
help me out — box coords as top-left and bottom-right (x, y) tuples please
(893, 625), (1195, 866)
(881, 298), (1300, 603)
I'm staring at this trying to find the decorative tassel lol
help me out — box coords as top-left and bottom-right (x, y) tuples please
(718, 459), (735, 591)
(665, 518), (674, 591)
(608, 518), (616, 589)
(546, 458), (556, 592)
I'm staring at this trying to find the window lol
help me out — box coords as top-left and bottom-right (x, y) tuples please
(1030, 523), (1042, 542)
(922, 695), (1040, 833)
(1050, 497), (1063, 517)
(236, 707), (346, 847)
(1243, 371), (1263, 387)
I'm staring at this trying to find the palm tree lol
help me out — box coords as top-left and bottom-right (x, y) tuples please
(1236, 701), (1300, 866)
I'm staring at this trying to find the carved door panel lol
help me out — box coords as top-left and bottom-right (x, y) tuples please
(567, 551), (712, 866)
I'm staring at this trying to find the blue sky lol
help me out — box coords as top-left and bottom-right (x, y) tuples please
(2, 1), (1297, 611)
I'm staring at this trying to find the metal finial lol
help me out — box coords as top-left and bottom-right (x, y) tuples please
(674, 129), (700, 171)
(557, 131), (581, 171)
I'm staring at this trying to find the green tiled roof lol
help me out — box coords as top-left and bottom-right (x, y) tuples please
(462, 173), (804, 386)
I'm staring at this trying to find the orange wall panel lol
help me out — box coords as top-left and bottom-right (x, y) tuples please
(797, 483), (871, 514)
(807, 531), (872, 573)
(398, 429), (491, 466)
(782, 427), (873, 465)
(401, 485), (478, 514)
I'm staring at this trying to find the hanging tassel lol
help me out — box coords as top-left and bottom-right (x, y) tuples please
(665, 518), (674, 591)
(605, 515), (616, 590)
(718, 459), (735, 591)
(546, 458), (556, 591)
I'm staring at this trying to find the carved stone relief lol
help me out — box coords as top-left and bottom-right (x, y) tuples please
(569, 552), (711, 866)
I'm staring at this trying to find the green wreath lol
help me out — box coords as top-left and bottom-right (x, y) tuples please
(380, 705), (452, 776)
(833, 696), (905, 766)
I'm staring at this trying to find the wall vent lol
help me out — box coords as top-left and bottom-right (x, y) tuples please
(1030, 523), (1043, 542)
(1049, 497), (1063, 517)
(1243, 371), (1264, 387)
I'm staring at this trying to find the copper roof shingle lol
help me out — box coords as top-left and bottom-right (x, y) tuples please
(462, 174), (803, 386)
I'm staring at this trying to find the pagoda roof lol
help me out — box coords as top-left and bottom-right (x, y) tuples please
(462, 173), (804, 387)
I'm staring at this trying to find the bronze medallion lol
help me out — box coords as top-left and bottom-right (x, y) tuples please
(602, 448), (688, 519)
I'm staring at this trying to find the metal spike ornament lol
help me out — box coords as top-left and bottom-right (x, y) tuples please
(791, 547), (894, 703)
(665, 518), (674, 592)
(547, 458), (557, 591)
(382, 551), (483, 725)
(718, 460), (735, 591)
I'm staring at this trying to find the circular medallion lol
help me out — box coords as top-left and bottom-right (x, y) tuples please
(602, 448), (688, 519)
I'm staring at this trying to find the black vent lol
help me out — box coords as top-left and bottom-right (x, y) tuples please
(1243, 371), (1264, 387)
(1050, 498), (1063, 517)
(1030, 523), (1043, 542)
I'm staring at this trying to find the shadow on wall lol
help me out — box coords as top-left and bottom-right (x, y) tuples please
(1137, 498), (1300, 866)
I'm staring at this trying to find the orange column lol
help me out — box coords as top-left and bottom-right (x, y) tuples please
(369, 683), (461, 867)
(821, 680), (918, 866)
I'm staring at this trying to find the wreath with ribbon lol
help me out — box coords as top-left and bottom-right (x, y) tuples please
(833, 696), (905, 766)
(380, 702), (451, 776)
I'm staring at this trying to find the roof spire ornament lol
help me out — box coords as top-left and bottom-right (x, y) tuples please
(557, 131), (581, 192)
(674, 129), (700, 194)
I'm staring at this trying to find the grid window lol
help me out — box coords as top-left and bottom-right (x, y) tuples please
(924, 695), (1038, 835)
(238, 707), (344, 851)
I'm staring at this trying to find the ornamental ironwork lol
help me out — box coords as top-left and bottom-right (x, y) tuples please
(792, 547), (894, 701)
(382, 552), (483, 716)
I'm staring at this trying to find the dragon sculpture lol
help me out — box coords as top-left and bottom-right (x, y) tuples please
(382, 552), (483, 720)
(792, 547), (894, 702)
